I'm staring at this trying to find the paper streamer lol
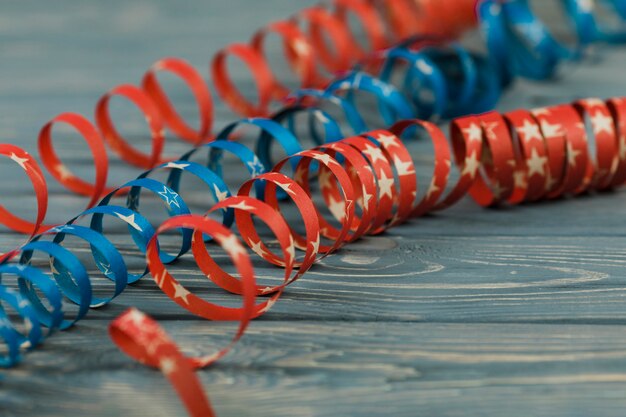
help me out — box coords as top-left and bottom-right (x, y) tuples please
(3, 0), (624, 236)
(0, 0), (624, 374)
(1, 95), (625, 414)
(1, 0), (626, 415)
(109, 96), (626, 417)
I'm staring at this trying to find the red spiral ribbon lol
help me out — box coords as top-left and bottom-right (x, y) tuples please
(0, 0), (477, 239)
(106, 96), (626, 417)
(2, 1), (625, 416)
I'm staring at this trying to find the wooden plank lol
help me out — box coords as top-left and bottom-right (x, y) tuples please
(2, 1), (626, 416)
(5, 321), (626, 417)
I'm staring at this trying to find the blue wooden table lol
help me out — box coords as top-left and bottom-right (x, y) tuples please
(2, 1), (626, 416)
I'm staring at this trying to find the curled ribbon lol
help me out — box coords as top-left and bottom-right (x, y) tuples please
(1, 95), (625, 415)
(2, 0), (626, 416)
(4, 0), (624, 237)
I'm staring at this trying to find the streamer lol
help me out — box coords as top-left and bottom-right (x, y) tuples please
(2, 0), (626, 415)
(0, 0), (476, 238)
(1, 95), (625, 413)
(4, 0), (620, 236)
(2, 0), (626, 371)
(108, 96), (626, 416)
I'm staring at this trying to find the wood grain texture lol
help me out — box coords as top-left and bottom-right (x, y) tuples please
(1, 1), (626, 416)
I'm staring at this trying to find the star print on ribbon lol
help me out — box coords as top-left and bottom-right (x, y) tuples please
(105, 95), (626, 417)
(2, 1), (626, 417)
(1, 0), (621, 245)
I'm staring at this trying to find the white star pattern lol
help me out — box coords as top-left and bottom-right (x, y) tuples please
(213, 184), (228, 202)
(461, 152), (480, 178)
(310, 236), (320, 255)
(247, 158), (265, 176)
(248, 239), (268, 257)
(517, 119), (543, 142)
(285, 235), (295, 264)
(276, 180), (296, 196)
(425, 179), (440, 200)
(159, 357), (178, 375)
(540, 120), (563, 138)
(158, 186), (181, 208)
(591, 111), (614, 136)
(483, 122), (499, 141)
(318, 168), (333, 189)
(55, 164), (73, 180)
(513, 170), (527, 189)
(9, 152), (29, 170)
(463, 123), (483, 143)
(261, 286), (274, 294)
(328, 195), (346, 221)
(50, 225), (74, 234)
(526, 148), (548, 177)
(393, 155), (415, 176)
(314, 153), (339, 166)
(361, 190), (373, 207)
(99, 262), (112, 276)
(218, 234), (248, 259)
(567, 142), (581, 167)
(230, 200), (256, 211)
(165, 162), (190, 170)
(378, 170), (394, 199)
(171, 281), (191, 304)
(154, 270), (167, 287)
(376, 133), (398, 148)
(260, 298), (277, 314)
(126, 308), (146, 327)
(115, 212), (143, 232)
(363, 143), (387, 164)
(291, 38), (310, 55)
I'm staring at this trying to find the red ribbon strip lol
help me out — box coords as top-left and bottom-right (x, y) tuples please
(1, 2), (625, 417)
(109, 96), (626, 416)
(0, 0), (478, 238)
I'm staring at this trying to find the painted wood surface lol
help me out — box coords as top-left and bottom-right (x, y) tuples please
(1, 1), (626, 416)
